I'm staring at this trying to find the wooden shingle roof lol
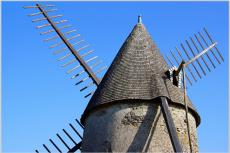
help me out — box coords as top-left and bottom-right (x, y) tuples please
(81, 22), (200, 126)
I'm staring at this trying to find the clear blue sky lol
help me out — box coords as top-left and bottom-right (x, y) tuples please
(2, 1), (228, 152)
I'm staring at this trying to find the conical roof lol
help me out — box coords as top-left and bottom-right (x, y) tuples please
(81, 21), (200, 126)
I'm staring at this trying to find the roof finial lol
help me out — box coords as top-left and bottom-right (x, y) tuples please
(138, 14), (142, 24)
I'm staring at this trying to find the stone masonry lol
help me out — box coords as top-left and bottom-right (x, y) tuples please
(82, 101), (198, 152)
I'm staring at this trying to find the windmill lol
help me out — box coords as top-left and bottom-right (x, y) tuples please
(23, 3), (224, 153)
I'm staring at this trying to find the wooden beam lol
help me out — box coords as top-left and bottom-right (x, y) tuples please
(160, 97), (183, 152)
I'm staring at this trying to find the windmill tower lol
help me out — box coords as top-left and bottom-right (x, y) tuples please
(80, 16), (200, 152)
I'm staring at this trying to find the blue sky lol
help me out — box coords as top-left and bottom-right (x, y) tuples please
(2, 1), (228, 152)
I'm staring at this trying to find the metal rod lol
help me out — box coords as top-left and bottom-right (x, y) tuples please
(45, 30), (75, 42)
(190, 37), (211, 72)
(32, 17), (47, 22)
(50, 35), (81, 48)
(80, 82), (94, 92)
(86, 56), (98, 63)
(43, 144), (51, 153)
(56, 134), (71, 150)
(62, 129), (77, 145)
(24, 6), (39, 8)
(32, 15), (63, 22)
(67, 64), (81, 74)
(53, 47), (68, 55)
(182, 66), (193, 153)
(75, 76), (89, 85)
(49, 139), (62, 153)
(71, 60), (101, 79)
(76, 66), (105, 85)
(76, 44), (90, 52)
(58, 53), (71, 61)
(90, 60), (102, 68)
(160, 97), (183, 152)
(71, 70), (85, 78)
(72, 40), (85, 47)
(36, 3), (100, 85)
(194, 34), (216, 69)
(28, 11), (43, 16)
(23, 5), (55, 9)
(49, 34), (80, 49)
(44, 8), (58, 13)
(76, 65), (105, 85)
(64, 29), (77, 35)
(95, 66), (107, 74)
(36, 20), (68, 29)
(67, 34), (81, 41)
(49, 14), (63, 18)
(36, 23), (51, 29)
(40, 29), (55, 35)
(169, 50), (192, 85)
(185, 42), (217, 67)
(166, 55), (174, 67)
(81, 50), (94, 58)
(186, 40), (206, 76)
(181, 43), (201, 79)
(85, 91), (94, 98)
(43, 5), (55, 7)
(53, 20), (68, 25)
(76, 119), (85, 129)
(44, 35), (59, 42)
(62, 59), (77, 67)
(69, 123), (83, 139)
(58, 25), (72, 29)
(49, 42), (63, 49)
(198, 32), (221, 64)
(175, 47), (197, 82)
(68, 141), (82, 153)
(203, 28), (224, 61)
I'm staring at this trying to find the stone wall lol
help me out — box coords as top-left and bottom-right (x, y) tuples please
(82, 101), (198, 152)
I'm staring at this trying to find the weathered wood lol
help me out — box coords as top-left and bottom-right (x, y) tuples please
(36, 3), (100, 86)
(160, 97), (183, 152)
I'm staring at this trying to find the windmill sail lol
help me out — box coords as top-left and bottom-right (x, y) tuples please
(165, 28), (223, 87)
(24, 3), (107, 98)
(35, 118), (84, 152)
(23, 3), (107, 152)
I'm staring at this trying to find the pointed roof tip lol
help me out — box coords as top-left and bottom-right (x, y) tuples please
(138, 14), (142, 24)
